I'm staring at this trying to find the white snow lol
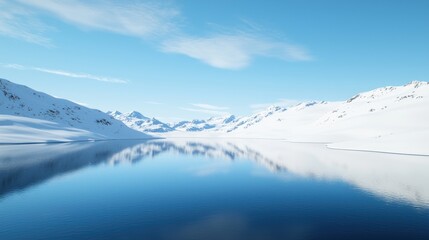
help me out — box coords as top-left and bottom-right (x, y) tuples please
(0, 78), (151, 143)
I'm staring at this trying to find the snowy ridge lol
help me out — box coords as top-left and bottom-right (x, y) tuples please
(153, 106), (288, 134)
(318, 81), (429, 154)
(319, 81), (428, 124)
(172, 114), (238, 132)
(0, 78), (151, 143)
(223, 100), (340, 139)
(223, 106), (287, 132)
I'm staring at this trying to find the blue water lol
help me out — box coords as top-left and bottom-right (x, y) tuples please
(0, 140), (428, 240)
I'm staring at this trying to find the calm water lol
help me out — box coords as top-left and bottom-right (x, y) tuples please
(0, 139), (428, 240)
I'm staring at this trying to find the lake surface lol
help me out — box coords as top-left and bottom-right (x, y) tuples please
(0, 139), (428, 240)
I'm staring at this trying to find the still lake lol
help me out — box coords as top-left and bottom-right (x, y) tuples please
(0, 139), (428, 240)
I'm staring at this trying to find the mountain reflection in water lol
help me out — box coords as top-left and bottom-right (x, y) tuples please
(0, 139), (428, 208)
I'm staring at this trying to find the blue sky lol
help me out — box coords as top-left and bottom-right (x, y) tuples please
(1, 0), (428, 122)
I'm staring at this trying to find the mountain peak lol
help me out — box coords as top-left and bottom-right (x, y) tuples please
(108, 110), (174, 133)
(108, 110), (122, 116)
(127, 111), (147, 119)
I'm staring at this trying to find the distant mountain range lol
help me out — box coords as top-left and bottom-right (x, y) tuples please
(108, 105), (292, 133)
(110, 81), (429, 138)
(107, 110), (174, 133)
(1, 77), (428, 154)
(109, 81), (429, 155)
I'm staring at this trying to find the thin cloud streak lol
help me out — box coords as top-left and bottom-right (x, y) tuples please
(181, 103), (230, 116)
(33, 67), (128, 84)
(191, 103), (229, 111)
(180, 107), (230, 116)
(2, 63), (26, 70)
(3, 63), (128, 84)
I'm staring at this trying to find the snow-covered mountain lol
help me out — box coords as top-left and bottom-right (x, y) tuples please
(123, 106), (289, 134)
(108, 110), (174, 133)
(115, 81), (428, 149)
(226, 81), (429, 154)
(222, 105), (287, 132)
(225, 101), (341, 138)
(194, 106), (289, 133)
(172, 114), (238, 132)
(0, 78), (151, 143)
(7, 76), (426, 155)
(317, 81), (429, 154)
(318, 81), (428, 125)
(160, 103), (331, 136)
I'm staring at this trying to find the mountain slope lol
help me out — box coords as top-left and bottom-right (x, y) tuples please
(320, 81), (429, 154)
(225, 81), (429, 154)
(158, 81), (429, 154)
(225, 101), (341, 139)
(0, 78), (151, 143)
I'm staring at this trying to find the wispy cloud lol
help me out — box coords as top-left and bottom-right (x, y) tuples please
(33, 67), (128, 84)
(181, 103), (230, 116)
(18, 0), (180, 38)
(3, 63), (127, 84)
(1, 1), (313, 70)
(250, 99), (303, 112)
(0, 0), (179, 45)
(0, 0), (53, 46)
(162, 32), (313, 69)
